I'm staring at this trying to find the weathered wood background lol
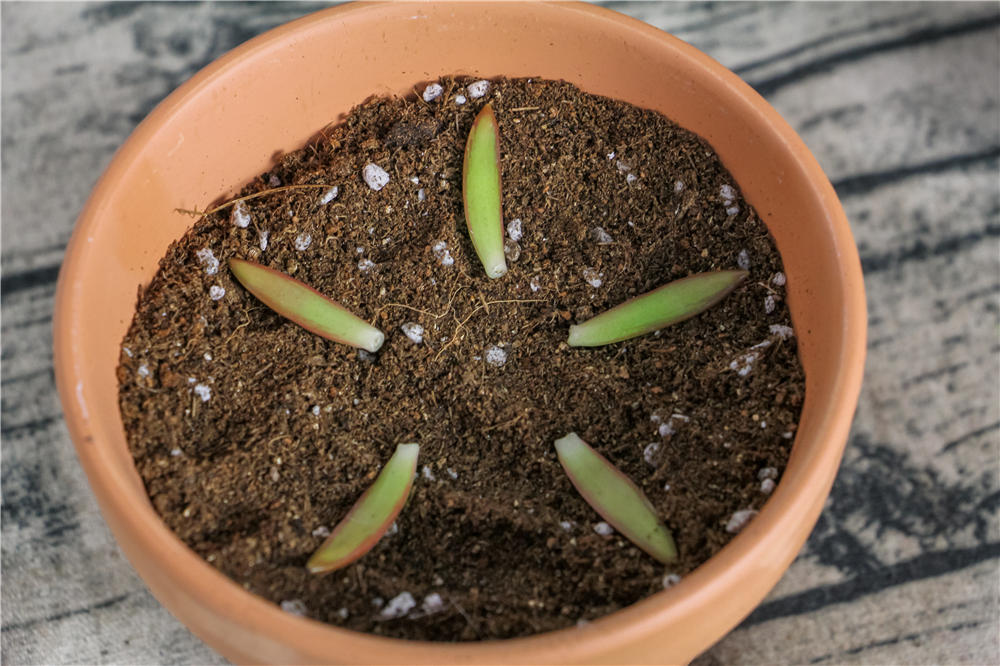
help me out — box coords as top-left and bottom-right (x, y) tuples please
(2, 2), (998, 664)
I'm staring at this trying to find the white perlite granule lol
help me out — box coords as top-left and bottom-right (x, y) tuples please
(422, 465), (436, 481)
(761, 478), (776, 494)
(358, 258), (375, 273)
(402, 322), (424, 344)
(417, 188), (427, 202)
(583, 267), (603, 288)
(758, 467), (778, 481)
(720, 184), (736, 202)
(674, 180), (685, 193)
(769, 324), (794, 339)
(765, 294), (776, 314)
(503, 238), (521, 262)
(137, 364), (150, 378)
(772, 271), (786, 287)
(485, 345), (507, 367)
(311, 405), (320, 416)
(337, 607), (349, 620)
(737, 249), (751, 270)
(432, 240), (454, 266)
(529, 276), (541, 292)
(319, 186), (339, 205)
(170, 448), (182, 457)
(626, 173), (638, 184)
(593, 522), (614, 536)
(725, 509), (758, 534)
(258, 230), (269, 251)
(363, 163), (390, 191)
(196, 247), (219, 275)
(726, 204), (740, 216)
(643, 442), (660, 466)
(269, 174), (281, 187)
(421, 593), (445, 614)
(311, 525), (330, 538)
(193, 384), (211, 402)
(454, 94), (467, 105)
(280, 599), (307, 616)
(467, 79), (490, 98)
(591, 226), (613, 243)
(662, 574), (682, 589)
(379, 592), (416, 619)
(231, 201), (251, 228)
(559, 520), (574, 532)
(422, 82), (444, 102)
(294, 233), (312, 251)
(506, 218), (523, 241)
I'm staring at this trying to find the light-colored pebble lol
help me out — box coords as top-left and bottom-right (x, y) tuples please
(231, 201), (250, 228)
(193, 384), (211, 402)
(258, 230), (269, 251)
(674, 180), (685, 193)
(432, 240), (454, 266)
(311, 405), (320, 416)
(363, 163), (390, 191)
(137, 364), (150, 378)
(765, 294), (776, 314)
(280, 599), (307, 616)
(758, 467), (778, 481)
(379, 592), (416, 619)
(196, 247), (219, 275)
(507, 218), (523, 241)
(268, 174), (281, 187)
(319, 186), (339, 205)
(591, 227), (613, 243)
(662, 574), (682, 589)
(720, 184), (736, 202)
(358, 258), (375, 272)
(761, 479), (776, 494)
(725, 509), (758, 534)
(770, 324), (795, 339)
(209, 285), (225, 301)
(503, 238), (521, 262)
(467, 79), (490, 98)
(170, 448), (182, 457)
(421, 593), (445, 614)
(737, 249), (750, 270)
(422, 83), (444, 102)
(583, 267), (603, 288)
(401, 322), (424, 344)
(593, 522), (614, 536)
(485, 345), (507, 367)
(294, 233), (312, 251)
(312, 525), (331, 538)
(454, 94), (467, 105)
(772, 272), (786, 287)
(643, 442), (660, 466)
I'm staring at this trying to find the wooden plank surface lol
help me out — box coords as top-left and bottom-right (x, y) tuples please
(2, 2), (997, 664)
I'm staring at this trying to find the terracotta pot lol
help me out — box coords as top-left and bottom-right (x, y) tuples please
(53, 2), (866, 663)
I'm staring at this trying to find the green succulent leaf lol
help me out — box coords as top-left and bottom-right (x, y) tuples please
(307, 443), (420, 574)
(568, 270), (748, 347)
(555, 433), (677, 563)
(462, 103), (507, 279)
(229, 258), (384, 352)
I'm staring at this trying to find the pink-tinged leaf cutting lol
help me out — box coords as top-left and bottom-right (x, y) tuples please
(229, 258), (384, 352)
(462, 103), (507, 279)
(568, 270), (748, 347)
(307, 443), (419, 574)
(555, 433), (677, 563)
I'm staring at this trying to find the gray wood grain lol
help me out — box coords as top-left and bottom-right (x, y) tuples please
(3, 2), (997, 664)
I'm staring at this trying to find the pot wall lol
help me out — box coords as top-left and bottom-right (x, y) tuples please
(54, 2), (865, 663)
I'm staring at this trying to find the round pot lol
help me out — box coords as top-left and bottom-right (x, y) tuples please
(53, 2), (866, 663)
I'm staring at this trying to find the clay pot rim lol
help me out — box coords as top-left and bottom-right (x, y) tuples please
(53, 2), (866, 662)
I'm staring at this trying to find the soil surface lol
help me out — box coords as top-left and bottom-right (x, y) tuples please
(118, 77), (805, 641)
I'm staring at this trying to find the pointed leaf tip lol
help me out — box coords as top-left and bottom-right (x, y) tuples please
(463, 102), (507, 279)
(568, 270), (748, 347)
(228, 258), (384, 352)
(307, 443), (419, 574)
(555, 433), (677, 563)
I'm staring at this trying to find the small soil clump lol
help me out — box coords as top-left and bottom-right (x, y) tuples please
(118, 77), (804, 640)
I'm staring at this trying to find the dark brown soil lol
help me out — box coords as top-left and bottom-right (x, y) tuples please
(118, 77), (804, 641)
